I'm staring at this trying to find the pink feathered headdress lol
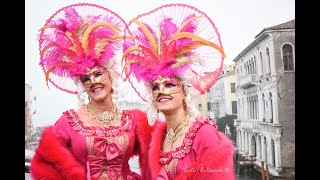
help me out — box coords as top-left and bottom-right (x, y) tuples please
(122, 3), (225, 102)
(39, 3), (127, 94)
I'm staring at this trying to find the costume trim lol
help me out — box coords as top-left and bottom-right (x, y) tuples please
(148, 118), (236, 180)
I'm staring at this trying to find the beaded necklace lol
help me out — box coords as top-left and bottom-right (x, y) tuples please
(165, 114), (191, 149)
(86, 103), (121, 127)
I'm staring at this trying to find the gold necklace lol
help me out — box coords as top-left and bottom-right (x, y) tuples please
(86, 103), (121, 127)
(166, 114), (191, 149)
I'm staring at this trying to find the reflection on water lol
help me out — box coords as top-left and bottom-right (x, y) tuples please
(236, 165), (263, 180)
(237, 175), (259, 180)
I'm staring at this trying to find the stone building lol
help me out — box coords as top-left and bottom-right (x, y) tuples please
(208, 64), (237, 121)
(233, 19), (295, 179)
(25, 83), (33, 149)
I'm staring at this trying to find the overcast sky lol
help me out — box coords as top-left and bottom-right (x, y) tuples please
(25, 0), (295, 127)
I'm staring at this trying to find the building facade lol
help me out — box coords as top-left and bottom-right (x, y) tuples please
(115, 100), (148, 112)
(208, 64), (237, 121)
(25, 83), (33, 149)
(233, 19), (295, 179)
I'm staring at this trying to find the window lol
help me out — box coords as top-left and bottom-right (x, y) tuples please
(266, 47), (271, 75)
(198, 104), (202, 111)
(254, 56), (256, 73)
(207, 102), (212, 111)
(231, 83), (236, 93)
(232, 101), (237, 114)
(260, 51), (263, 75)
(282, 44), (294, 71)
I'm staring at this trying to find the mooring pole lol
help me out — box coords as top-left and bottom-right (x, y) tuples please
(261, 161), (265, 180)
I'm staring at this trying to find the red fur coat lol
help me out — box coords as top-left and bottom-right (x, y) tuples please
(30, 109), (152, 180)
(147, 117), (236, 180)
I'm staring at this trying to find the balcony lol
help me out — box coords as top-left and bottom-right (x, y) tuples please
(239, 74), (258, 89)
(235, 119), (282, 134)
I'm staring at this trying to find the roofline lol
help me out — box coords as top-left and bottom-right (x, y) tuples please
(233, 28), (294, 63)
(255, 28), (295, 38)
(233, 33), (268, 62)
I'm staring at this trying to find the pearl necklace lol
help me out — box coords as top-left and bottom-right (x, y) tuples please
(86, 103), (121, 127)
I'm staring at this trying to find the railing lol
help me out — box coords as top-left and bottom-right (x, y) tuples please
(25, 149), (34, 173)
(238, 74), (258, 87)
(235, 119), (282, 134)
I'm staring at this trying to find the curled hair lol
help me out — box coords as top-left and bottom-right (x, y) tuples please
(178, 70), (200, 117)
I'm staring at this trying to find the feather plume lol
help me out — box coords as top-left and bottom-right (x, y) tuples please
(177, 15), (199, 33)
(38, 4), (127, 93)
(132, 19), (158, 55)
(45, 65), (55, 89)
(167, 32), (225, 57)
(122, 45), (139, 64)
(122, 4), (225, 101)
(160, 18), (178, 41)
(82, 22), (121, 51)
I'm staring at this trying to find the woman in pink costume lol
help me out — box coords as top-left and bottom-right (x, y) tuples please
(122, 4), (236, 180)
(30, 3), (152, 180)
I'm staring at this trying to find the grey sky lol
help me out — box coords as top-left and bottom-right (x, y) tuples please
(25, 0), (295, 127)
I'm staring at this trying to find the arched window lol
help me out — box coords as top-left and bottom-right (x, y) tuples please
(246, 61), (249, 74)
(262, 93), (266, 122)
(266, 47), (271, 75)
(271, 139), (275, 167)
(254, 56), (256, 73)
(237, 68), (239, 79)
(263, 137), (267, 162)
(269, 92), (273, 123)
(282, 44), (294, 71)
(260, 51), (263, 75)
(251, 135), (256, 157)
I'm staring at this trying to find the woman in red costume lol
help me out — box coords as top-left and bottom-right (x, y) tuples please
(30, 3), (151, 180)
(122, 4), (236, 180)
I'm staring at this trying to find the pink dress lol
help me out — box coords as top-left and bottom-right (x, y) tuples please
(30, 109), (151, 180)
(148, 117), (236, 180)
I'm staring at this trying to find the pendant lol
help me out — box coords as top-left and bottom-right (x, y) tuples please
(101, 111), (112, 124)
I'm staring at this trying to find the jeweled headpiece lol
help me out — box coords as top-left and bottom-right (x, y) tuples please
(39, 3), (127, 94)
(122, 3), (225, 102)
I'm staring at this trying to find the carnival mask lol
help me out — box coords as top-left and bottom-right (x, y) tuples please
(151, 76), (183, 98)
(80, 66), (109, 88)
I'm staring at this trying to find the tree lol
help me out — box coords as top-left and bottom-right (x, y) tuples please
(216, 114), (237, 142)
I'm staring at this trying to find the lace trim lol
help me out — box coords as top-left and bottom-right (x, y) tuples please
(160, 117), (216, 165)
(64, 109), (133, 137)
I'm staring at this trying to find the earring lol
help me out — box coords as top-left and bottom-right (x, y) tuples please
(88, 96), (91, 101)
(77, 92), (86, 107)
(183, 100), (187, 110)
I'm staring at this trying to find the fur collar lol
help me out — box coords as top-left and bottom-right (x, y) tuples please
(148, 120), (167, 179)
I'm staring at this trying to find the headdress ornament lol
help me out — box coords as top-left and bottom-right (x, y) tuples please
(122, 3), (225, 102)
(39, 3), (127, 94)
